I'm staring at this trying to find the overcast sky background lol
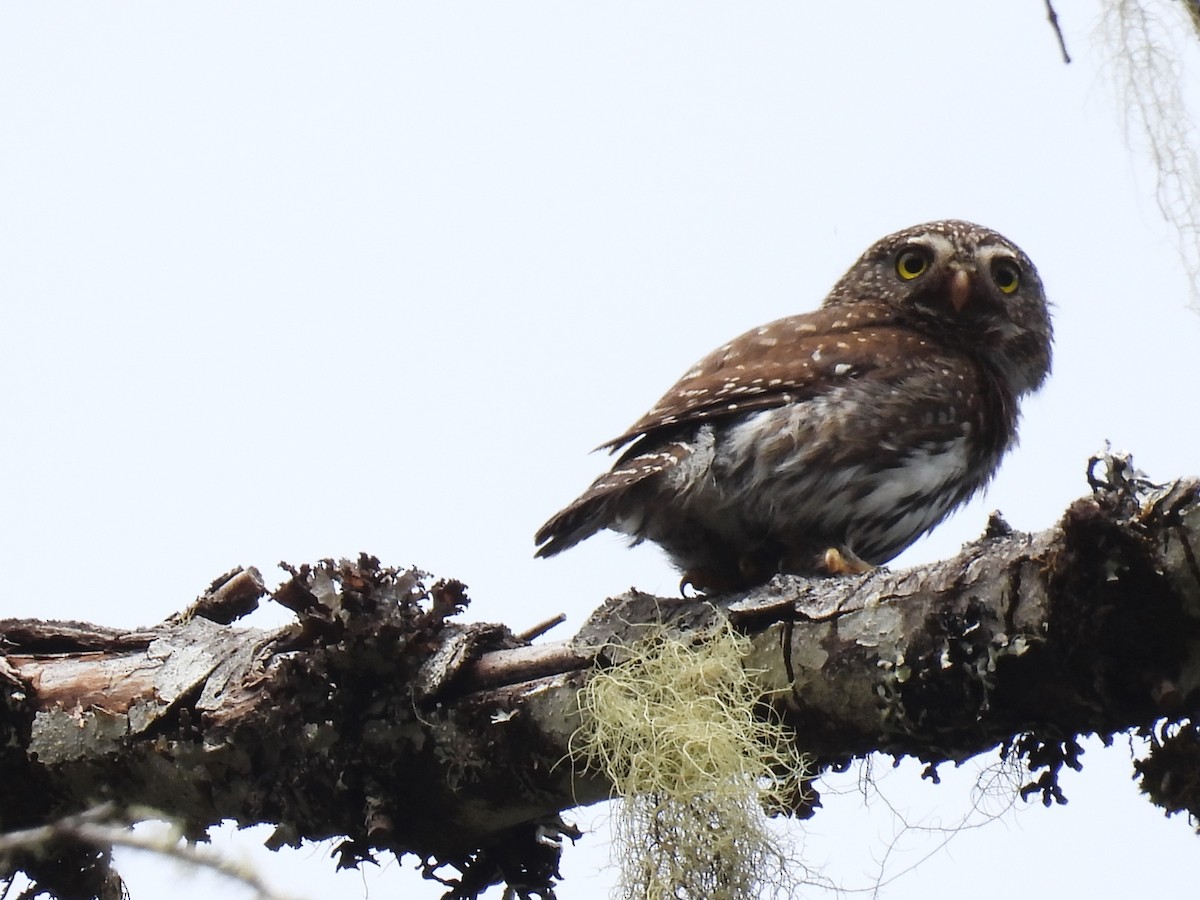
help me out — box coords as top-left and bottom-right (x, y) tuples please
(3, 2), (1200, 898)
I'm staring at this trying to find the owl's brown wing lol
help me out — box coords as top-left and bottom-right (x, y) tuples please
(601, 303), (904, 455)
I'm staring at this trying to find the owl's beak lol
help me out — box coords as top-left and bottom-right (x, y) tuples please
(948, 268), (972, 313)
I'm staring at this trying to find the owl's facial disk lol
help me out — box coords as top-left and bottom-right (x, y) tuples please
(880, 224), (1051, 395)
(818, 219), (1052, 395)
(898, 235), (1021, 324)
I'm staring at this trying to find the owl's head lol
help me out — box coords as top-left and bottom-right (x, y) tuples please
(825, 219), (1053, 396)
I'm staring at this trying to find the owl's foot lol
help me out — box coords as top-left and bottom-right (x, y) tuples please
(680, 553), (790, 595)
(821, 547), (875, 576)
(680, 549), (872, 593)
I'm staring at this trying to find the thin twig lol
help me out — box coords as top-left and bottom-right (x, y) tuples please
(1044, 0), (1071, 63)
(515, 613), (567, 643)
(463, 640), (591, 691)
(0, 805), (298, 900)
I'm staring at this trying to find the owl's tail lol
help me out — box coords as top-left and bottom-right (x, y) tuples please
(533, 504), (606, 559)
(533, 480), (629, 559)
(534, 442), (688, 559)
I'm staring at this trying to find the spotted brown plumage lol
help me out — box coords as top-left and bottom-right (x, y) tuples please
(535, 220), (1053, 591)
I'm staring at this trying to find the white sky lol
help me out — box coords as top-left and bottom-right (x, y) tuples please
(2, 2), (1200, 898)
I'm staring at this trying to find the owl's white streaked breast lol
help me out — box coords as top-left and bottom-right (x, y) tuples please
(671, 403), (979, 562)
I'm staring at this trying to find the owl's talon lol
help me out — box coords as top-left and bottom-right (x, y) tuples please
(822, 547), (875, 576)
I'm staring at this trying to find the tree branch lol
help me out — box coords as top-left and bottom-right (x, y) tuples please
(2, 454), (1199, 898)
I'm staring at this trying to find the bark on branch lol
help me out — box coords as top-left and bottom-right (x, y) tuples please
(2, 454), (1199, 899)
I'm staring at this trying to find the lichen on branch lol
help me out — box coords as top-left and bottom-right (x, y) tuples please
(572, 622), (811, 900)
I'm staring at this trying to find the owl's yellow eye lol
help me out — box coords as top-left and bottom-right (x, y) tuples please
(895, 248), (929, 281)
(993, 261), (1021, 294)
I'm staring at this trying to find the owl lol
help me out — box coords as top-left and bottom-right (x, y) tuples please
(535, 220), (1053, 592)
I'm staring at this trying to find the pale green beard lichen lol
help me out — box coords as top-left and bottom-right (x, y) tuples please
(1100, 0), (1200, 304)
(572, 622), (811, 900)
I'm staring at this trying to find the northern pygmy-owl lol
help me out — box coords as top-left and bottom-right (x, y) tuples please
(535, 220), (1052, 591)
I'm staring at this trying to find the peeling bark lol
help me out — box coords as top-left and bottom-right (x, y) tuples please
(2, 456), (1199, 899)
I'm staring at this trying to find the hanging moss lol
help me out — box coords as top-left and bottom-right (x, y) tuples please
(572, 621), (811, 900)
